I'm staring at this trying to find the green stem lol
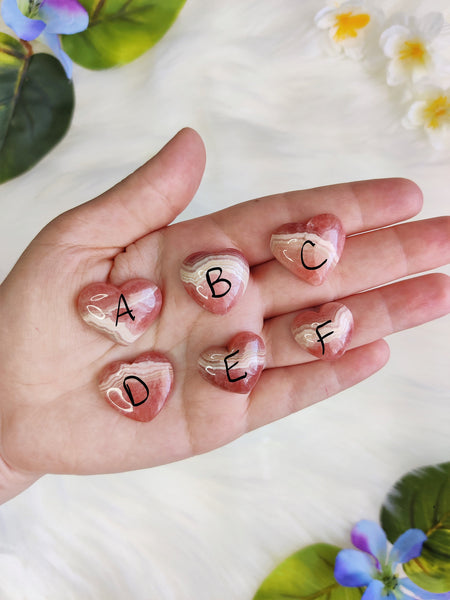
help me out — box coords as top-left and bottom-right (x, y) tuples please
(426, 510), (450, 537)
(91, 0), (107, 22)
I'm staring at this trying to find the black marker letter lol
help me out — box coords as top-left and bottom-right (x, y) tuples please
(115, 294), (135, 326)
(224, 349), (247, 383)
(206, 267), (232, 298)
(123, 376), (149, 406)
(301, 240), (328, 270)
(315, 320), (334, 356)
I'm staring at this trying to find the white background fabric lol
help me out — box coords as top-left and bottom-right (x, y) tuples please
(0, 1), (449, 598)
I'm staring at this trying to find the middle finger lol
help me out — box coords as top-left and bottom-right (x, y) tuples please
(262, 273), (450, 369)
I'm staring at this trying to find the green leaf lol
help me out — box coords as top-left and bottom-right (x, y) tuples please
(380, 462), (450, 593)
(62, 0), (186, 70)
(253, 544), (364, 600)
(0, 34), (74, 183)
(0, 34), (27, 144)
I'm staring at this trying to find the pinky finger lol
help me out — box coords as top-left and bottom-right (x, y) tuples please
(246, 340), (390, 431)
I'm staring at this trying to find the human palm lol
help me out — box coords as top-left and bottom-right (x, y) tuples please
(0, 129), (449, 503)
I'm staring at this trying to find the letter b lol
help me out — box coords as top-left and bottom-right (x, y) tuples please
(206, 267), (232, 298)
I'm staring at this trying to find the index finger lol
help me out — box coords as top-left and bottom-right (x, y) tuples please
(211, 178), (423, 265)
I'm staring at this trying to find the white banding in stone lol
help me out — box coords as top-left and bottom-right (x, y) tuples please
(293, 305), (352, 350)
(271, 231), (339, 268)
(99, 360), (172, 410)
(180, 254), (249, 299)
(198, 346), (265, 374)
(81, 288), (158, 345)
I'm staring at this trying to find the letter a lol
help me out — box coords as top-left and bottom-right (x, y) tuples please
(115, 294), (135, 326)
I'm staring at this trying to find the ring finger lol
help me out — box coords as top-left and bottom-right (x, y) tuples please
(262, 273), (450, 369)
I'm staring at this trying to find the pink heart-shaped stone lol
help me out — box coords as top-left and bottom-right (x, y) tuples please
(78, 279), (162, 345)
(198, 332), (265, 393)
(270, 214), (345, 285)
(291, 302), (353, 360)
(180, 249), (249, 314)
(98, 352), (173, 422)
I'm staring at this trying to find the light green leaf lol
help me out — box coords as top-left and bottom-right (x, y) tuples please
(253, 543), (364, 600)
(0, 33), (74, 183)
(62, 0), (186, 70)
(380, 462), (450, 593)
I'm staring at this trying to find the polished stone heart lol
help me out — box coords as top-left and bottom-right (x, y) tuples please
(198, 332), (265, 393)
(98, 352), (173, 422)
(78, 279), (162, 345)
(270, 213), (345, 285)
(180, 249), (249, 314)
(291, 302), (353, 360)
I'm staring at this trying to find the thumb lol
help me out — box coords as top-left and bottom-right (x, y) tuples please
(59, 128), (206, 248)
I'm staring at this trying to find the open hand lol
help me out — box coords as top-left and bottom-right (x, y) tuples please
(0, 128), (448, 503)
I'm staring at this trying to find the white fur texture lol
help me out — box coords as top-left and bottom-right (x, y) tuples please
(0, 1), (449, 598)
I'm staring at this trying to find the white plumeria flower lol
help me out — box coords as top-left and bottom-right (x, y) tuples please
(380, 13), (445, 86)
(403, 87), (450, 148)
(315, 0), (384, 60)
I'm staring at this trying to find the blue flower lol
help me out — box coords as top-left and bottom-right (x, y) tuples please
(1, 0), (89, 77)
(335, 520), (450, 599)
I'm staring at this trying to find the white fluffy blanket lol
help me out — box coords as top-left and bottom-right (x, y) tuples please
(0, 1), (449, 598)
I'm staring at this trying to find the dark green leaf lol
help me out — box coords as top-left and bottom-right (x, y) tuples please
(380, 462), (450, 592)
(0, 34), (74, 183)
(62, 0), (186, 70)
(0, 34), (27, 144)
(253, 543), (364, 600)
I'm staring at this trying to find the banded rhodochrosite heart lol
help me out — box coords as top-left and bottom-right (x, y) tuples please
(270, 214), (345, 285)
(77, 279), (162, 345)
(291, 302), (354, 360)
(180, 249), (249, 314)
(198, 332), (265, 393)
(98, 352), (173, 422)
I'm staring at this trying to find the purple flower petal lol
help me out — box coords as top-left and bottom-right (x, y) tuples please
(351, 520), (388, 566)
(390, 529), (427, 569)
(399, 578), (450, 599)
(42, 31), (73, 78)
(361, 580), (385, 600)
(39, 0), (89, 34)
(334, 549), (376, 587)
(1, 0), (46, 40)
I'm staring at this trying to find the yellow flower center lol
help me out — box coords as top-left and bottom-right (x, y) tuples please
(398, 39), (428, 65)
(333, 12), (371, 41)
(423, 95), (450, 129)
